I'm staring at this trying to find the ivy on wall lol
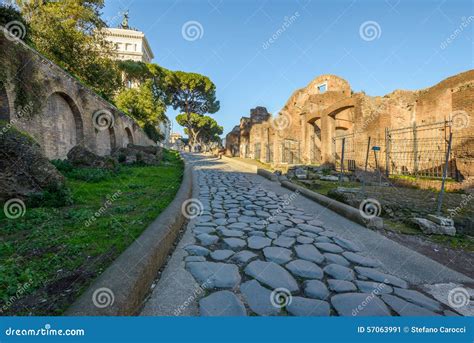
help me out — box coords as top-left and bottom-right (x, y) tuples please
(0, 35), (44, 118)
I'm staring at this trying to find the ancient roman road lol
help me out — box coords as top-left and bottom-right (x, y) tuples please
(141, 154), (472, 316)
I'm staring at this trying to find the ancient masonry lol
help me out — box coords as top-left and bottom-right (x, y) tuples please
(0, 34), (154, 160)
(226, 71), (474, 183)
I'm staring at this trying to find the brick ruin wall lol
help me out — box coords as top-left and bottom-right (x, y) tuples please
(226, 71), (474, 184)
(0, 36), (155, 160)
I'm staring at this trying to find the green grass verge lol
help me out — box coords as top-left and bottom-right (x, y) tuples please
(0, 149), (184, 315)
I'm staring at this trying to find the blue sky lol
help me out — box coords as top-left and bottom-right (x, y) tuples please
(102, 0), (473, 136)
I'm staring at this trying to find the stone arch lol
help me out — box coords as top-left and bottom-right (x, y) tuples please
(306, 97), (358, 164)
(124, 127), (134, 146)
(39, 91), (84, 159)
(0, 82), (11, 121)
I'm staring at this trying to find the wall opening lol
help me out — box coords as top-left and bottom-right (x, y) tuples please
(40, 92), (84, 159)
(125, 127), (134, 146)
(0, 82), (10, 121)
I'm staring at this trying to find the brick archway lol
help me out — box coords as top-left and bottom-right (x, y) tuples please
(306, 97), (358, 164)
(40, 91), (84, 159)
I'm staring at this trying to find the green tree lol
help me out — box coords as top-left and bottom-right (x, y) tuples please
(198, 116), (223, 150)
(165, 71), (220, 145)
(0, 4), (31, 43)
(19, 0), (121, 99)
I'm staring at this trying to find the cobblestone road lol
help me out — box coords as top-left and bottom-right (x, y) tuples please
(179, 157), (462, 316)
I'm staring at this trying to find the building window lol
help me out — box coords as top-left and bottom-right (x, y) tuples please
(317, 83), (327, 93)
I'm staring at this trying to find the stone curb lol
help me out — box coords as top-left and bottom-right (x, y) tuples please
(257, 168), (278, 181)
(280, 180), (383, 229)
(66, 161), (192, 316)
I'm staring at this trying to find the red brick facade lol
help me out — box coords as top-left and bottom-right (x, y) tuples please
(226, 71), (474, 182)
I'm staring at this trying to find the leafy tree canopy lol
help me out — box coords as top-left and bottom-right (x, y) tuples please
(18, 0), (121, 99)
(115, 79), (167, 127)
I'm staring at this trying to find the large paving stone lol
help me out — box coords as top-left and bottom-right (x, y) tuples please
(331, 293), (391, 316)
(239, 215), (259, 223)
(219, 228), (245, 237)
(303, 280), (329, 300)
(381, 294), (440, 316)
(295, 244), (325, 264)
(199, 291), (247, 316)
(196, 233), (219, 246)
(273, 236), (296, 248)
(333, 237), (362, 252)
(228, 222), (248, 230)
(186, 262), (241, 288)
(223, 238), (247, 250)
(244, 261), (299, 293)
(342, 252), (380, 267)
(315, 242), (344, 253)
(281, 228), (302, 237)
(194, 226), (215, 235)
(314, 236), (333, 243)
(355, 280), (393, 294)
(285, 259), (323, 279)
(323, 253), (350, 267)
(240, 280), (280, 316)
(248, 236), (272, 250)
(231, 250), (258, 264)
(297, 224), (324, 234)
(323, 264), (355, 281)
(296, 236), (314, 244)
(355, 267), (408, 289)
(185, 256), (206, 262)
(286, 297), (330, 316)
(263, 247), (293, 264)
(184, 245), (210, 256)
(267, 223), (286, 233)
(393, 288), (442, 312)
(210, 250), (234, 261)
(328, 279), (357, 293)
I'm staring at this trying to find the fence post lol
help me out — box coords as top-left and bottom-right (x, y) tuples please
(413, 122), (418, 175)
(385, 128), (390, 178)
(362, 137), (371, 195)
(436, 132), (453, 216)
(339, 138), (345, 185)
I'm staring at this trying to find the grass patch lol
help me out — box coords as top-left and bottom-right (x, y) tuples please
(292, 179), (360, 196)
(384, 219), (474, 252)
(0, 149), (184, 315)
